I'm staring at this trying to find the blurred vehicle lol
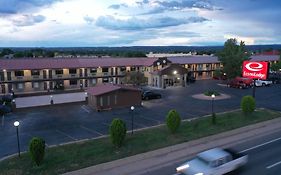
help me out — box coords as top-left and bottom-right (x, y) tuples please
(254, 79), (273, 87)
(227, 77), (253, 89)
(142, 91), (161, 100)
(176, 148), (248, 175)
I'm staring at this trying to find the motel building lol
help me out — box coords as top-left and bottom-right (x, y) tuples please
(0, 55), (279, 95)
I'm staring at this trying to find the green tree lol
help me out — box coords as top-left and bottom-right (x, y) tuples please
(124, 71), (147, 85)
(29, 137), (46, 166)
(0, 48), (14, 57)
(166, 110), (181, 134)
(218, 38), (250, 79)
(241, 96), (256, 115)
(270, 54), (281, 71)
(109, 118), (127, 148)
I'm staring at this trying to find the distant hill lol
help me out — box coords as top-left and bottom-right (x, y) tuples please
(1, 45), (281, 54)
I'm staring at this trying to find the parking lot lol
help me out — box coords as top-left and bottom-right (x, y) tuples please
(1, 80), (281, 159)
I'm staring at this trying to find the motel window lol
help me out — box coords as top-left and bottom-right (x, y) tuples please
(32, 82), (39, 88)
(120, 67), (126, 72)
(92, 78), (96, 84)
(131, 67), (136, 71)
(103, 78), (109, 83)
(102, 68), (108, 72)
(198, 72), (203, 76)
(15, 71), (24, 77)
(90, 68), (97, 73)
(69, 69), (77, 74)
(31, 70), (40, 76)
(69, 80), (77, 85)
(17, 83), (24, 89)
(55, 69), (63, 75)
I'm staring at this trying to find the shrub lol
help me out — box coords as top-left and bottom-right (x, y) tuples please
(241, 95), (256, 115)
(166, 110), (181, 134)
(29, 137), (46, 166)
(109, 118), (127, 148)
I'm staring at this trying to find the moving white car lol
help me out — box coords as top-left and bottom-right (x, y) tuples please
(254, 79), (273, 87)
(176, 148), (248, 175)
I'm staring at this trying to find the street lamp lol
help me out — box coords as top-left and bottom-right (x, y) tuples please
(84, 92), (88, 102)
(50, 95), (53, 105)
(13, 121), (20, 157)
(211, 94), (215, 114)
(131, 106), (135, 134)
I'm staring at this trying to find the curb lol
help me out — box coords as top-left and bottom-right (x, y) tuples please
(64, 116), (281, 175)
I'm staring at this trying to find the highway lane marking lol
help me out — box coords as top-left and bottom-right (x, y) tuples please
(266, 160), (281, 169)
(239, 136), (281, 153)
(80, 125), (103, 136)
(56, 129), (77, 141)
(81, 105), (90, 113)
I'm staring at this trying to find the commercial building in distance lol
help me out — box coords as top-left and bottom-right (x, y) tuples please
(0, 55), (279, 95)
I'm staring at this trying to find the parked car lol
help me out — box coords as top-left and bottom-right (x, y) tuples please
(268, 72), (281, 84)
(254, 79), (273, 87)
(227, 77), (253, 89)
(142, 91), (161, 100)
(176, 148), (248, 175)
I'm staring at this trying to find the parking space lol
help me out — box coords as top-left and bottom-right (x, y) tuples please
(1, 80), (281, 159)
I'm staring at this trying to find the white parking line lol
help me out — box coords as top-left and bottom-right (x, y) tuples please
(81, 105), (90, 113)
(239, 136), (281, 153)
(56, 129), (77, 141)
(80, 125), (103, 136)
(267, 160), (281, 169)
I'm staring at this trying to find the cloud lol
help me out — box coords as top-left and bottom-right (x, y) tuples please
(83, 15), (94, 24)
(108, 3), (128, 9)
(12, 14), (46, 27)
(96, 15), (208, 30)
(0, 0), (61, 15)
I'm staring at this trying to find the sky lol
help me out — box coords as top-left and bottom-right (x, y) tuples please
(0, 0), (280, 47)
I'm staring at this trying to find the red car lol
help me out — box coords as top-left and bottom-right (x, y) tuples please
(227, 77), (253, 89)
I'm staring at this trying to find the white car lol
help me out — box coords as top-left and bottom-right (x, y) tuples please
(176, 148), (248, 175)
(255, 79), (273, 87)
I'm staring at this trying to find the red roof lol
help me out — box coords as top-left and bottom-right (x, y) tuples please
(87, 83), (140, 96)
(0, 57), (157, 70)
(256, 50), (280, 55)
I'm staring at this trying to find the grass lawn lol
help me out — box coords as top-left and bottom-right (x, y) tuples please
(0, 109), (280, 175)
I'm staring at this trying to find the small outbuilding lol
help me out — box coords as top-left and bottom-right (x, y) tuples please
(87, 83), (142, 111)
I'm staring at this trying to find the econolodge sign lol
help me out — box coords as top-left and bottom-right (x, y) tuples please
(242, 61), (269, 80)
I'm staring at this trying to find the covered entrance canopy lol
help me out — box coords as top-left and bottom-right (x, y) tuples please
(150, 64), (189, 88)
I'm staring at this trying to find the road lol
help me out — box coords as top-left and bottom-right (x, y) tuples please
(140, 129), (281, 175)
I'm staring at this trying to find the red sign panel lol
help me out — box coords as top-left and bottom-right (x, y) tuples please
(242, 61), (269, 80)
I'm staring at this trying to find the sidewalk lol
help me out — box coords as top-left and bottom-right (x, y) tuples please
(64, 117), (281, 175)
(14, 92), (87, 108)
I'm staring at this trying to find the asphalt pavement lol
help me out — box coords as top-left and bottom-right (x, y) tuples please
(141, 129), (281, 175)
(0, 80), (280, 159)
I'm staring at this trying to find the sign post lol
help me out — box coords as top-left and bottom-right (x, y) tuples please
(242, 61), (269, 98)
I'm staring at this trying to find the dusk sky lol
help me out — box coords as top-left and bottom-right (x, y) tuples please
(0, 0), (280, 47)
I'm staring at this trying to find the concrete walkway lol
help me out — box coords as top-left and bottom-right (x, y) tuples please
(64, 116), (281, 175)
(14, 92), (87, 108)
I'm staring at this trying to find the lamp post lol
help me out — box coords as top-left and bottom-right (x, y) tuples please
(211, 94), (215, 115)
(50, 95), (53, 105)
(84, 92), (88, 103)
(14, 121), (20, 157)
(131, 106), (135, 134)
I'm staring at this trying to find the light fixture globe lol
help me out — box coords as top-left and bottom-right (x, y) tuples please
(131, 106), (135, 111)
(14, 121), (19, 127)
(211, 94), (215, 98)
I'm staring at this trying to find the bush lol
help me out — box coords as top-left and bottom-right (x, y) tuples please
(241, 96), (256, 115)
(166, 110), (181, 134)
(204, 90), (220, 96)
(109, 118), (127, 148)
(29, 137), (46, 166)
